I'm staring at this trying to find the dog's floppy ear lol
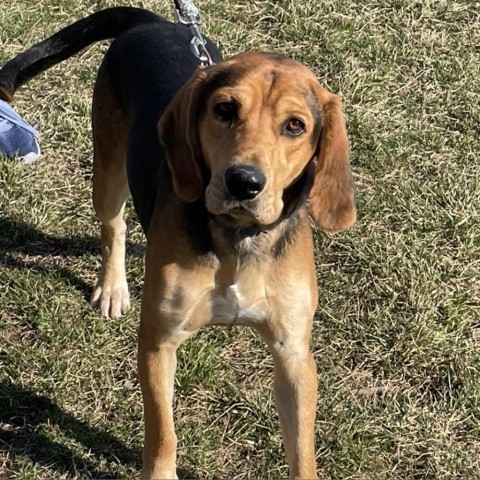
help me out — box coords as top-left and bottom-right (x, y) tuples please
(158, 69), (208, 203)
(308, 89), (356, 232)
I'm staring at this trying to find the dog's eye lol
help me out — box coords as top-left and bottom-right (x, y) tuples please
(214, 101), (237, 122)
(285, 118), (305, 136)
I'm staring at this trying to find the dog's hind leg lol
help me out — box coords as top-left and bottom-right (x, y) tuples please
(90, 65), (131, 318)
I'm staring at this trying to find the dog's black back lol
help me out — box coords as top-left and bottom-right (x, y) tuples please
(103, 22), (221, 230)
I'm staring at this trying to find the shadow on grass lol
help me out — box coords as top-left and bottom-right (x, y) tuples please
(0, 218), (101, 257)
(0, 379), (140, 478)
(0, 217), (145, 301)
(0, 380), (197, 479)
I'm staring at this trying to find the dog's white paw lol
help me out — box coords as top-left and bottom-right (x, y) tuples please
(90, 281), (130, 318)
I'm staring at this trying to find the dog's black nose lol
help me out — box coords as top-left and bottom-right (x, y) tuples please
(225, 165), (266, 200)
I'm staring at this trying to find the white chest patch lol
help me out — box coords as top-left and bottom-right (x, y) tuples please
(210, 285), (266, 325)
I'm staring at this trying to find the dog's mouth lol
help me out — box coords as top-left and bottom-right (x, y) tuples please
(209, 205), (267, 235)
(211, 213), (268, 238)
(205, 179), (284, 234)
(215, 212), (255, 229)
(210, 204), (286, 237)
(214, 207), (258, 228)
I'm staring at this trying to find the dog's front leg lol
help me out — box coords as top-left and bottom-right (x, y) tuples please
(257, 320), (318, 479)
(138, 312), (192, 480)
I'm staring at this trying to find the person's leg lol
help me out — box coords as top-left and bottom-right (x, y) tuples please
(0, 99), (41, 163)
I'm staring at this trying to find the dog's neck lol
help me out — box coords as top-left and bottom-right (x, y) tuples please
(209, 210), (304, 265)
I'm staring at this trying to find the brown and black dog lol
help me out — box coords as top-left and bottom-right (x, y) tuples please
(0, 7), (355, 478)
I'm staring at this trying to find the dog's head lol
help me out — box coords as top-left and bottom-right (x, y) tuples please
(158, 52), (355, 233)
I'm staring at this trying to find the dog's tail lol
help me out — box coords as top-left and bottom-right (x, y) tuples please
(0, 7), (163, 102)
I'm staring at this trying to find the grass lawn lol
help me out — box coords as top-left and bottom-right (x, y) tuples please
(1, 0), (479, 478)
